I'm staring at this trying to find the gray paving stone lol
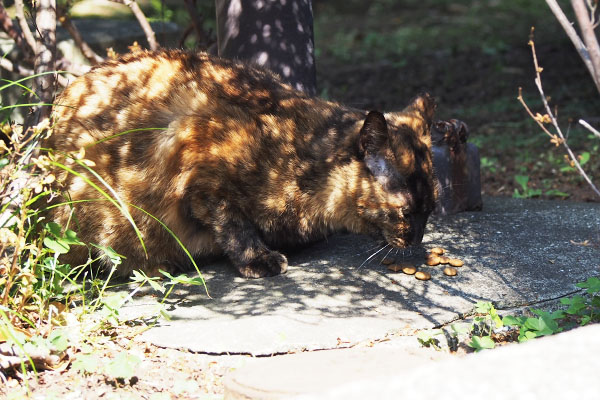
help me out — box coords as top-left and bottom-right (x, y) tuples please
(118, 197), (599, 356)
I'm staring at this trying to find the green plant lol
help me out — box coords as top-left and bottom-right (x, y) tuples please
(561, 277), (600, 326)
(467, 301), (502, 351)
(416, 329), (442, 350)
(0, 76), (208, 386)
(426, 277), (600, 352)
(513, 175), (542, 198)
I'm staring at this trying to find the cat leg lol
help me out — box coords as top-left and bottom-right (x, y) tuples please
(209, 204), (288, 278)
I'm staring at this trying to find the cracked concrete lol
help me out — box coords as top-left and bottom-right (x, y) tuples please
(115, 196), (599, 398)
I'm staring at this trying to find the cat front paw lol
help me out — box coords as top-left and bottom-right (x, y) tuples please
(237, 251), (288, 278)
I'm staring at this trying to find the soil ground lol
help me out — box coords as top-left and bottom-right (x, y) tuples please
(2, 1), (599, 399)
(313, 0), (600, 203)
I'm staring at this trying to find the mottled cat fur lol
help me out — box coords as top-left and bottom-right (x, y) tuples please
(47, 50), (437, 278)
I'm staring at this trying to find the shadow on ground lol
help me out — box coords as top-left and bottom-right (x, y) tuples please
(117, 197), (599, 355)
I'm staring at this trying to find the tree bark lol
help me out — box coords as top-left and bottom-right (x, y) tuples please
(215, 0), (317, 96)
(571, 0), (600, 93)
(24, 0), (57, 134)
(545, 0), (600, 94)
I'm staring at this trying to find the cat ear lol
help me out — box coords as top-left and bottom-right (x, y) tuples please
(358, 111), (388, 159)
(404, 93), (436, 127)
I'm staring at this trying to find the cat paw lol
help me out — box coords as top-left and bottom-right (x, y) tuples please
(237, 251), (288, 278)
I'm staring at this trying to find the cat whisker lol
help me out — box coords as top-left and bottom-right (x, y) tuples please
(357, 243), (389, 271)
(353, 242), (386, 257)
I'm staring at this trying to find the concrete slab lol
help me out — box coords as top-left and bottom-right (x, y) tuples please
(223, 323), (600, 400)
(118, 197), (599, 355)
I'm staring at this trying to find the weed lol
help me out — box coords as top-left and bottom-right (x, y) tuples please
(0, 76), (207, 386)
(417, 277), (600, 352)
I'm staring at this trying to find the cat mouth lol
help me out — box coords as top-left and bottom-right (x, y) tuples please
(383, 234), (409, 248)
(384, 227), (425, 248)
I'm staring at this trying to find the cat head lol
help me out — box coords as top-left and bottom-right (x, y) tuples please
(356, 93), (437, 248)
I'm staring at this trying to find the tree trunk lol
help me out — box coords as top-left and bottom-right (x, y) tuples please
(25, 0), (57, 134)
(215, 0), (317, 96)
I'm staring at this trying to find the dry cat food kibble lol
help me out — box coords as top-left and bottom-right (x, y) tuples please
(387, 264), (402, 272)
(426, 254), (441, 266)
(402, 265), (417, 275)
(443, 267), (458, 276)
(438, 256), (450, 265)
(415, 271), (431, 281)
(430, 247), (445, 255)
(449, 258), (464, 267)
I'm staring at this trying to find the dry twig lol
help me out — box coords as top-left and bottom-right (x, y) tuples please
(518, 35), (600, 199)
(14, 0), (36, 52)
(0, 4), (29, 56)
(57, 6), (105, 65)
(110, 0), (158, 51)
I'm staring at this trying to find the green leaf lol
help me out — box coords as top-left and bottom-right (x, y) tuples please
(90, 244), (124, 266)
(72, 353), (102, 375)
(450, 323), (470, 336)
(48, 329), (69, 352)
(148, 278), (165, 294)
(523, 317), (540, 331)
(43, 237), (70, 255)
(561, 296), (588, 315)
(131, 270), (145, 283)
(0, 158), (8, 169)
(544, 189), (569, 198)
(502, 315), (527, 327)
(576, 277), (600, 295)
(105, 352), (141, 380)
(578, 152), (590, 166)
(63, 229), (83, 245)
(102, 294), (126, 311)
(468, 335), (495, 351)
(515, 175), (529, 191)
(45, 222), (63, 237)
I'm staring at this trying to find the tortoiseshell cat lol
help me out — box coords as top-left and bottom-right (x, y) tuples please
(47, 50), (437, 278)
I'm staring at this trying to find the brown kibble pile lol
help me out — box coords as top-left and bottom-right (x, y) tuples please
(383, 246), (466, 282)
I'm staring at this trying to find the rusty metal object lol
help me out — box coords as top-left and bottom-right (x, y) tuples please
(431, 119), (483, 215)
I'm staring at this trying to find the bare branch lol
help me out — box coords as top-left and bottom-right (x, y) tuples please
(0, 3), (30, 56)
(184, 0), (208, 46)
(110, 0), (158, 50)
(14, 0), (37, 52)
(579, 119), (600, 138)
(571, 0), (600, 92)
(519, 37), (600, 199)
(0, 57), (33, 77)
(57, 6), (104, 65)
(544, 0), (600, 94)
